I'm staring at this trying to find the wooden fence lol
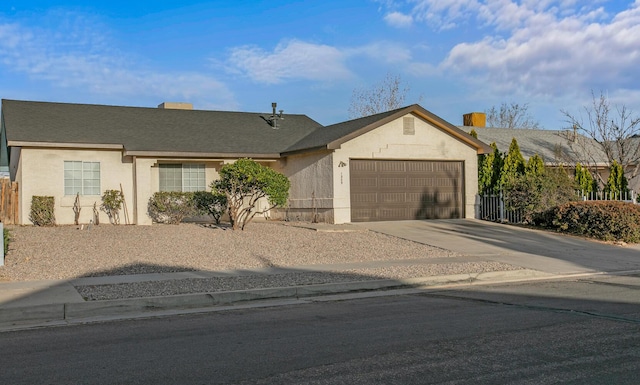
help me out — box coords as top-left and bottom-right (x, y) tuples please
(0, 178), (18, 224)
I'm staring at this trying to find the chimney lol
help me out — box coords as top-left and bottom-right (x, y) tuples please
(158, 102), (193, 110)
(463, 112), (486, 127)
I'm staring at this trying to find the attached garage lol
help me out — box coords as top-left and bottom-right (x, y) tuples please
(350, 159), (464, 222)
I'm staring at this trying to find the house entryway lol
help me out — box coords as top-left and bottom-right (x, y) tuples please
(349, 159), (464, 222)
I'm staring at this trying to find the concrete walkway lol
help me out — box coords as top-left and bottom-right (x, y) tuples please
(2, 219), (638, 331)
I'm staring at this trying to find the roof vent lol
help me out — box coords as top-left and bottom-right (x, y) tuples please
(267, 102), (284, 129)
(158, 102), (193, 110)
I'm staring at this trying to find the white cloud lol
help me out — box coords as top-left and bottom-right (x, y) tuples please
(0, 12), (237, 108)
(384, 11), (414, 28)
(441, 2), (640, 96)
(346, 41), (413, 64)
(226, 40), (352, 84)
(381, 1), (640, 99)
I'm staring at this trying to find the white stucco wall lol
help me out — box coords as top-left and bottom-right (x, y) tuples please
(17, 149), (227, 226)
(332, 113), (479, 223)
(18, 148), (134, 225)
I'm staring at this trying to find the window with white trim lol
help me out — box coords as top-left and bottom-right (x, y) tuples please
(64, 161), (101, 195)
(159, 164), (206, 192)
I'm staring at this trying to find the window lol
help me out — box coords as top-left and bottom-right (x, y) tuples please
(64, 161), (100, 195)
(159, 164), (205, 192)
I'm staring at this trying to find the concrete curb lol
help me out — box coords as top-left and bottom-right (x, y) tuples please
(0, 269), (556, 331)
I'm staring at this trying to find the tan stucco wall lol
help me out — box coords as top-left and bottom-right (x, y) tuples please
(332, 113), (479, 223)
(17, 149), (228, 225)
(137, 160), (223, 225)
(19, 148), (134, 225)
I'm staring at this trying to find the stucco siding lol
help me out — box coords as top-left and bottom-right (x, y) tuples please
(333, 113), (479, 223)
(19, 148), (134, 225)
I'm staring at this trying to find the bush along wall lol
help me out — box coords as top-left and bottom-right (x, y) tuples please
(30, 196), (56, 226)
(148, 192), (196, 224)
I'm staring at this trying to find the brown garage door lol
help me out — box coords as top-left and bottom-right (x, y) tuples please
(350, 159), (464, 222)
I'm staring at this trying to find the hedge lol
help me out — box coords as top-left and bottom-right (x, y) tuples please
(540, 201), (640, 243)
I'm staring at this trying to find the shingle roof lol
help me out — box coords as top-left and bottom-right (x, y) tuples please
(1, 99), (490, 158)
(460, 126), (609, 165)
(285, 104), (491, 155)
(1, 99), (323, 157)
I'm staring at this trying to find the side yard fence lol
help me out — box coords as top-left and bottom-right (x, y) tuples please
(478, 189), (638, 224)
(0, 178), (18, 225)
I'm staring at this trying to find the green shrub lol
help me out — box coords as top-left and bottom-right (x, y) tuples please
(3, 227), (10, 255)
(540, 201), (640, 243)
(101, 189), (124, 225)
(30, 196), (56, 226)
(192, 190), (227, 225)
(148, 192), (197, 224)
(504, 167), (579, 224)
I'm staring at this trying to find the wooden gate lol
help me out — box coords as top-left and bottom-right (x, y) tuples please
(0, 178), (18, 224)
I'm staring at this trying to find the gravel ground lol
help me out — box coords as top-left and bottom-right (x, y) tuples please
(76, 262), (521, 301)
(0, 221), (522, 300)
(0, 221), (467, 281)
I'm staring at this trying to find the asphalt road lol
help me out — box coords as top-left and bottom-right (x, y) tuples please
(2, 275), (640, 384)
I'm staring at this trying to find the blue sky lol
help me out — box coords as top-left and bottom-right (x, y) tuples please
(0, 0), (639, 128)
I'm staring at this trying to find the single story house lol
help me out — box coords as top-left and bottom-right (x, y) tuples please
(460, 112), (640, 193)
(0, 99), (490, 225)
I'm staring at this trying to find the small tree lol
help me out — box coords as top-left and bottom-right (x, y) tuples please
(193, 190), (227, 225)
(213, 158), (290, 230)
(348, 73), (415, 118)
(101, 190), (124, 225)
(574, 163), (597, 195)
(478, 143), (500, 194)
(561, 90), (640, 185)
(499, 138), (525, 187)
(604, 160), (629, 198)
(485, 102), (540, 129)
(525, 154), (545, 176)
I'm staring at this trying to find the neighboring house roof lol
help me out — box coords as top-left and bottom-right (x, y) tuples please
(286, 104), (492, 155)
(460, 126), (610, 166)
(1, 99), (323, 158)
(1, 99), (490, 158)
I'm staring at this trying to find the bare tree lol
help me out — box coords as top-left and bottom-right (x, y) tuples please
(561, 91), (640, 184)
(485, 102), (540, 129)
(348, 73), (411, 118)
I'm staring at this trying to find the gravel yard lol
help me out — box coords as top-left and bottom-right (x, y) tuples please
(0, 221), (469, 281)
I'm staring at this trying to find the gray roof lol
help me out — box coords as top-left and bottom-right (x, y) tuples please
(1, 99), (323, 157)
(460, 126), (609, 165)
(1, 99), (490, 158)
(286, 104), (492, 155)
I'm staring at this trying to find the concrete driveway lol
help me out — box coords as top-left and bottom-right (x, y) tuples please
(355, 219), (640, 275)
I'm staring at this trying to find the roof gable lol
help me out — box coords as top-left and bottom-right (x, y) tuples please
(284, 104), (491, 155)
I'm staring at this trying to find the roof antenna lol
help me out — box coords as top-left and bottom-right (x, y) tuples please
(268, 102), (284, 129)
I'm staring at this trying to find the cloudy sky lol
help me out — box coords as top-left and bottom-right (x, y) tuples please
(0, 0), (638, 128)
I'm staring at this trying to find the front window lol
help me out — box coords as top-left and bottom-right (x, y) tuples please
(64, 161), (100, 195)
(159, 164), (205, 192)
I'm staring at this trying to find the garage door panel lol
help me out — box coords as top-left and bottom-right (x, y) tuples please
(379, 177), (407, 188)
(350, 160), (463, 222)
